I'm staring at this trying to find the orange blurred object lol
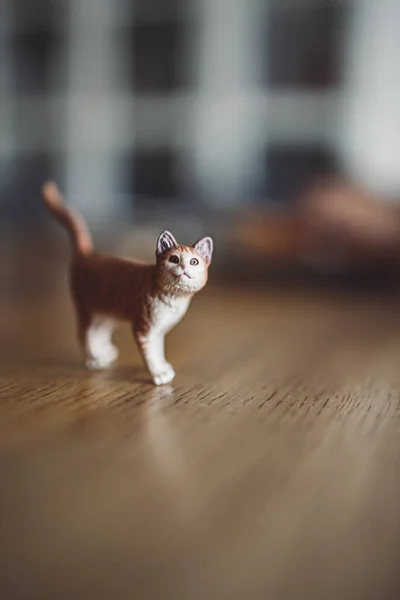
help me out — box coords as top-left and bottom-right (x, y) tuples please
(232, 179), (400, 272)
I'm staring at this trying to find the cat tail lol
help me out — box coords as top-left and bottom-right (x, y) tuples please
(42, 181), (93, 255)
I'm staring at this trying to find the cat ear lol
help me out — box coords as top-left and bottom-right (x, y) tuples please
(193, 236), (213, 264)
(156, 231), (178, 256)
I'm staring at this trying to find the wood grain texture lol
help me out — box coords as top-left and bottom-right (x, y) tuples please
(1, 238), (400, 600)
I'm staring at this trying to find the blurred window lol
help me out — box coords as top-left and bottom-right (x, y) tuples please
(123, 149), (180, 203)
(130, 18), (186, 93)
(266, 146), (336, 202)
(13, 28), (61, 93)
(267, 3), (344, 89)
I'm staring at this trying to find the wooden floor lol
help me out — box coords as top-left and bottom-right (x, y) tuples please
(1, 240), (400, 599)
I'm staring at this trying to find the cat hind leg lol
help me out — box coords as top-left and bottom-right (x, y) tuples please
(80, 315), (119, 370)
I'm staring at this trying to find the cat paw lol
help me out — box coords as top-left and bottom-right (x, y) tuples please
(152, 364), (175, 386)
(85, 345), (119, 371)
(102, 344), (119, 364)
(86, 356), (112, 370)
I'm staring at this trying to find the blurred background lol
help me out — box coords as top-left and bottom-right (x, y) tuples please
(2, 0), (400, 287)
(3, 5), (400, 598)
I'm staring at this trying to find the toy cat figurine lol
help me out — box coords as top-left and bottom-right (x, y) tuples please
(42, 182), (213, 385)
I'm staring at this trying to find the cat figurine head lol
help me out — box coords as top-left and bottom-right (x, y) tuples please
(155, 231), (213, 294)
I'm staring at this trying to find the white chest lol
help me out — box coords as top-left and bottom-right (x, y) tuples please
(151, 296), (191, 335)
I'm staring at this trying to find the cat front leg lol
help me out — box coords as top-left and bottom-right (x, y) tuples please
(135, 330), (175, 385)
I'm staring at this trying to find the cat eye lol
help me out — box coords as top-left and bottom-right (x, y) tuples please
(169, 255), (179, 264)
(190, 258), (199, 266)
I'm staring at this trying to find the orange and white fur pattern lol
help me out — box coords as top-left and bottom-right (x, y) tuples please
(42, 182), (213, 385)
